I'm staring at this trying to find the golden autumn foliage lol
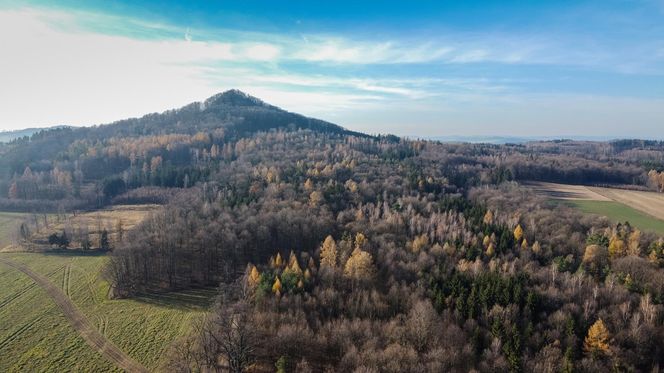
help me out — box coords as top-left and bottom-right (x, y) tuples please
(412, 234), (428, 253)
(343, 248), (374, 281)
(608, 234), (626, 259)
(304, 178), (314, 191)
(482, 235), (491, 248)
(583, 244), (609, 277)
(354, 232), (368, 251)
(521, 238), (529, 250)
(309, 191), (324, 206)
(248, 265), (261, 288)
(648, 169), (664, 192)
(513, 224), (524, 242)
(274, 252), (284, 268)
(486, 243), (495, 257)
(483, 210), (494, 225)
(272, 277), (282, 295)
(287, 251), (303, 275)
(584, 319), (611, 357)
(532, 241), (542, 254)
(320, 235), (338, 268)
(288, 250), (297, 267)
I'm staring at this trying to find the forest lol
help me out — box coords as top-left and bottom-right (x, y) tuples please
(2, 91), (664, 372)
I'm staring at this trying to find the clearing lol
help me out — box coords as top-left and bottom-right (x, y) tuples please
(0, 252), (215, 372)
(527, 181), (664, 235)
(5, 204), (159, 251)
(0, 205), (215, 372)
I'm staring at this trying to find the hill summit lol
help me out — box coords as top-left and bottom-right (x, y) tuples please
(201, 89), (274, 109)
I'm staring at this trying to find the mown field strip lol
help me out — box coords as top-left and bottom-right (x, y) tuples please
(589, 187), (664, 220)
(525, 181), (611, 201)
(527, 181), (664, 235)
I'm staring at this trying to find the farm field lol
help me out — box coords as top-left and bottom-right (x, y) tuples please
(0, 251), (215, 372)
(567, 200), (664, 236)
(526, 181), (611, 201)
(528, 181), (664, 235)
(589, 187), (664, 220)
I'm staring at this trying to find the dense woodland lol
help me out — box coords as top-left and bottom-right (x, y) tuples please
(3, 91), (664, 372)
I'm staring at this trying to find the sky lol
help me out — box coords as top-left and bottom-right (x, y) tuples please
(0, 0), (663, 138)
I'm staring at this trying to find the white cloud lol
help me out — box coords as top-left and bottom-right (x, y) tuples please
(0, 8), (288, 129)
(0, 6), (661, 138)
(242, 43), (281, 61)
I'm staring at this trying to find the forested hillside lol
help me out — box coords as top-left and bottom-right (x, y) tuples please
(103, 128), (663, 372)
(2, 90), (662, 215)
(4, 91), (664, 372)
(0, 90), (366, 211)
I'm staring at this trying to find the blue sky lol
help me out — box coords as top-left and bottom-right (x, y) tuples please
(1, 0), (663, 138)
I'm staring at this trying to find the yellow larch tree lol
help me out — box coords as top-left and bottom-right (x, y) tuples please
(320, 235), (338, 268)
(309, 191), (324, 206)
(303, 178), (314, 191)
(486, 243), (495, 257)
(514, 224), (524, 242)
(343, 248), (375, 281)
(248, 265), (261, 288)
(272, 277), (282, 296)
(532, 241), (542, 254)
(412, 234), (428, 253)
(354, 232), (368, 251)
(288, 252), (303, 275)
(274, 252), (284, 268)
(608, 234), (626, 259)
(584, 319), (611, 357)
(482, 235), (491, 248)
(483, 210), (494, 225)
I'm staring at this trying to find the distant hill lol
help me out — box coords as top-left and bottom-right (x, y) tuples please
(86, 89), (367, 140)
(0, 90), (370, 185)
(0, 126), (69, 143)
(426, 135), (619, 144)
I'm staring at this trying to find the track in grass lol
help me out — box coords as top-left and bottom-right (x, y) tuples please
(0, 257), (148, 373)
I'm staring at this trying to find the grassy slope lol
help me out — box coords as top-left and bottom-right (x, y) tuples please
(0, 254), (115, 372)
(0, 212), (25, 248)
(567, 200), (664, 236)
(0, 252), (215, 372)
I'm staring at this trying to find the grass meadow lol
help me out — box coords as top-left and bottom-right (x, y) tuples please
(0, 249), (215, 372)
(567, 200), (664, 236)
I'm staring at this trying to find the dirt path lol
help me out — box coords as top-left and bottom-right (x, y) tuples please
(0, 257), (148, 373)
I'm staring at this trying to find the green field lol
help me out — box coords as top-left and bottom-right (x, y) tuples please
(567, 200), (664, 236)
(0, 252), (216, 372)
